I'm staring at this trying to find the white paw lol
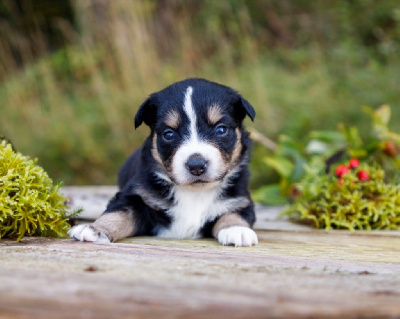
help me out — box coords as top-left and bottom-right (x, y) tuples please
(217, 226), (258, 247)
(68, 224), (111, 244)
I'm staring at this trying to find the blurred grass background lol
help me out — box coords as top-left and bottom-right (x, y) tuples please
(0, 0), (399, 187)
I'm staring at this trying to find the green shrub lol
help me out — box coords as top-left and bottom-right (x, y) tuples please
(283, 160), (400, 231)
(253, 105), (400, 205)
(0, 141), (73, 241)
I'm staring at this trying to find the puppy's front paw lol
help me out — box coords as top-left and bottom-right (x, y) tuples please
(68, 224), (111, 244)
(217, 226), (258, 247)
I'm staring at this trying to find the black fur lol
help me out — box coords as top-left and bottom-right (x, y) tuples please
(104, 78), (256, 239)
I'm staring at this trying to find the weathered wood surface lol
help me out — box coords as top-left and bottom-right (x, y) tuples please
(1, 186), (400, 318)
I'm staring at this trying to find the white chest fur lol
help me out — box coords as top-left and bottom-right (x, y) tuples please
(156, 185), (248, 239)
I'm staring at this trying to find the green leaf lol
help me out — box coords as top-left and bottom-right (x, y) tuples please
(263, 156), (294, 178)
(309, 130), (346, 144)
(364, 105), (393, 139)
(252, 184), (289, 205)
(276, 135), (304, 158)
(347, 148), (368, 158)
(339, 124), (363, 148)
(289, 155), (308, 184)
(373, 104), (391, 126)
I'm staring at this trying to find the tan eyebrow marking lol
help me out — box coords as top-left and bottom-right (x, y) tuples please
(165, 109), (180, 129)
(230, 128), (242, 165)
(151, 134), (163, 166)
(207, 103), (223, 125)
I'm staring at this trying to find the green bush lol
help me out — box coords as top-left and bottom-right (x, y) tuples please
(283, 161), (400, 231)
(0, 141), (73, 241)
(253, 105), (400, 204)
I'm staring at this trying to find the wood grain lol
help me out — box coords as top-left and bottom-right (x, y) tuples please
(2, 230), (400, 318)
(1, 187), (400, 318)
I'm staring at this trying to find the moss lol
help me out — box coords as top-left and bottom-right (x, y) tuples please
(283, 161), (400, 231)
(0, 141), (73, 240)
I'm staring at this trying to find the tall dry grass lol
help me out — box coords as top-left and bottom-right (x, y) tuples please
(0, 0), (260, 184)
(1, 1), (399, 185)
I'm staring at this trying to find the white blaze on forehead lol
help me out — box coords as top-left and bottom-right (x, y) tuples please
(183, 86), (197, 141)
(171, 86), (225, 185)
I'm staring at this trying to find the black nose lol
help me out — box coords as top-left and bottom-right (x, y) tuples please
(186, 154), (208, 176)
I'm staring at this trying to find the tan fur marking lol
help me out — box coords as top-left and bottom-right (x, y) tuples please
(93, 211), (135, 242)
(207, 104), (223, 125)
(230, 128), (242, 166)
(151, 134), (163, 165)
(165, 109), (180, 129)
(212, 212), (250, 239)
(207, 128), (242, 176)
(135, 187), (170, 210)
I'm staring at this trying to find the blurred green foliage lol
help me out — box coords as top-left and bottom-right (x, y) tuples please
(0, 1), (399, 186)
(254, 105), (400, 205)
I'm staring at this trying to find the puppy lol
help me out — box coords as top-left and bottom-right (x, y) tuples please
(68, 78), (258, 247)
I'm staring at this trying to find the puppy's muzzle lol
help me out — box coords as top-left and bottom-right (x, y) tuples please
(186, 153), (208, 176)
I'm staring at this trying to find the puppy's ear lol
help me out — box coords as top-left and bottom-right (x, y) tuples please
(134, 94), (157, 129)
(234, 95), (256, 122)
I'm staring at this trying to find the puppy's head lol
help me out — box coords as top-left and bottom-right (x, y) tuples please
(135, 78), (255, 188)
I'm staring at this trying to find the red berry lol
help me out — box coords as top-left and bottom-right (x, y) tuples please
(349, 158), (360, 169)
(358, 170), (369, 181)
(335, 165), (349, 177)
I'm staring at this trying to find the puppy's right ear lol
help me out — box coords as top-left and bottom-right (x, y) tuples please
(134, 94), (157, 129)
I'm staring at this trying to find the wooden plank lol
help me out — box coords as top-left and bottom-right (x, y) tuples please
(1, 186), (400, 318)
(1, 230), (400, 318)
(62, 186), (118, 220)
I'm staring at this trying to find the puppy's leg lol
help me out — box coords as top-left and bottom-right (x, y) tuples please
(213, 212), (258, 247)
(68, 210), (136, 243)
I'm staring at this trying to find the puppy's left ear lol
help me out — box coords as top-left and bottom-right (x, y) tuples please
(134, 94), (157, 129)
(234, 96), (256, 121)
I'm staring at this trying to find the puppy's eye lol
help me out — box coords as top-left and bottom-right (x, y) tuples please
(162, 129), (175, 141)
(215, 124), (228, 136)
